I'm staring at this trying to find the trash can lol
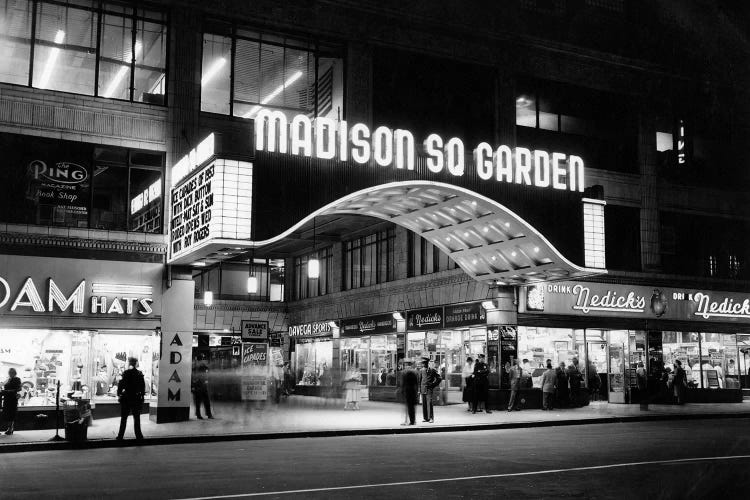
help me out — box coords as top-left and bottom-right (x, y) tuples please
(63, 399), (91, 442)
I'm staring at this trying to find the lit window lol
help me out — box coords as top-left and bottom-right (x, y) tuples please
(583, 199), (606, 269)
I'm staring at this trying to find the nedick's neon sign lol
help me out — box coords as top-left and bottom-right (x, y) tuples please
(255, 110), (585, 192)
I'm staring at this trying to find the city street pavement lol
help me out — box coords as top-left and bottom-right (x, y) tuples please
(1, 418), (749, 499)
(1, 396), (749, 452)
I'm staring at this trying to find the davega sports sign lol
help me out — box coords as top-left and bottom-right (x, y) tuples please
(255, 110), (585, 192)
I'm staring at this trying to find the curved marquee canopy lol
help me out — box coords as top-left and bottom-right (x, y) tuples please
(246, 181), (605, 286)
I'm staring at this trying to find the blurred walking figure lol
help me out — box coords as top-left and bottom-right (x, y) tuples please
(1, 368), (21, 435)
(636, 362), (648, 410)
(472, 354), (491, 414)
(116, 357), (145, 441)
(673, 360), (687, 405)
(419, 358), (441, 423)
(400, 363), (419, 426)
(192, 363), (213, 419)
(462, 356), (474, 412)
(506, 359), (522, 412)
(555, 362), (569, 408)
(343, 367), (361, 410)
(567, 357), (583, 407)
(541, 361), (556, 410)
(282, 362), (293, 396)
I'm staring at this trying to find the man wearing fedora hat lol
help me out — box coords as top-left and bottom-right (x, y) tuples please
(472, 353), (491, 414)
(418, 358), (441, 423)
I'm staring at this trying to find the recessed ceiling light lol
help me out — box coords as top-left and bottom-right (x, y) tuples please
(483, 227), (489, 233)
(446, 236), (451, 241)
(491, 256), (496, 261)
(533, 247), (540, 253)
(472, 259), (478, 265)
(464, 232), (469, 237)
(511, 251), (517, 257)
(504, 222), (510, 228)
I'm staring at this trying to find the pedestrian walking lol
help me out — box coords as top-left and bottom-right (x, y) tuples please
(472, 354), (491, 414)
(541, 361), (556, 410)
(192, 363), (213, 419)
(506, 359), (522, 411)
(567, 357), (583, 407)
(0, 368), (21, 436)
(462, 356), (474, 412)
(400, 363), (419, 426)
(343, 367), (361, 410)
(636, 361), (648, 410)
(418, 358), (441, 423)
(116, 357), (145, 441)
(555, 361), (568, 408)
(673, 360), (687, 405)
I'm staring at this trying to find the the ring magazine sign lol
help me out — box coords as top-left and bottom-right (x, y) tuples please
(521, 281), (750, 323)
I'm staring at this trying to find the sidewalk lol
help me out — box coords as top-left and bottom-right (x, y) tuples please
(2, 397), (749, 453)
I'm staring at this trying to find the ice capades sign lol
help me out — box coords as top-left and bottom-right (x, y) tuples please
(521, 281), (750, 323)
(0, 255), (161, 319)
(255, 111), (585, 192)
(408, 307), (444, 331)
(341, 313), (397, 337)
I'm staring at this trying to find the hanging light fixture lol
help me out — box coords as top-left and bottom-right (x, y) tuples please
(204, 267), (213, 306)
(308, 217), (320, 279)
(247, 251), (258, 294)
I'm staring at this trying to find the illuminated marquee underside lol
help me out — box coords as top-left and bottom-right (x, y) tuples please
(247, 181), (604, 286)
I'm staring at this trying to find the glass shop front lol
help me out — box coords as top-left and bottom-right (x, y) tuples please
(518, 282), (748, 404)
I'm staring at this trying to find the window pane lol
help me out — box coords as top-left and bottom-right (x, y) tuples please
(98, 13), (132, 100)
(91, 155), (127, 231)
(201, 34), (231, 114)
(317, 57), (343, 119)
(656, 131), (673, 152)
(129, 167), (162, 233)
(34, 4), (97, 95)
(515, 94), (535, 127)
(234, 38), (260, 113)
(0, 0), (32, 85)
(134, 19), (166, 103)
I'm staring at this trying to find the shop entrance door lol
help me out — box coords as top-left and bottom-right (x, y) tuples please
(738, 334), (750, 393)
(607, 342), (626, 403)
(586, 341), (607, 401)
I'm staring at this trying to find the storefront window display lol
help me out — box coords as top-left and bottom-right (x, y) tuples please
(700, 333), (738, 389)
(517, 327), (585, 389)
(0, 329), (157, 407)
(340, 337), (369, 386)
(369, 335), (398, 386)
(293, 338), (333, 386)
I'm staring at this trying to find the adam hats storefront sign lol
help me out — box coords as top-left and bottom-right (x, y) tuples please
(341, 314), (397, 337)
(521, 281), (750, 323)
(0, 256), (162, 325)
(407, 307), (444, 331)
(256, 110), (585, 192)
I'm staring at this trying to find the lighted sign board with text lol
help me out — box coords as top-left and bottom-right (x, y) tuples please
(521, 281), (750, 323)
(255, 110), (585, 192)
(168, 136), (253, 264)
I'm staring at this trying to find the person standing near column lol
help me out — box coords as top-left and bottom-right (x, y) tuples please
(400, 363), (419, 426)
(472, 354), (491, 414)
(0, 368), (21, 435)
(192, 363), (214, 419)
(116, 357), (145, 441)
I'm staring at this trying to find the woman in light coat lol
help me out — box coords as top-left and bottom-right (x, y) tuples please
(540, 361), (556, 411)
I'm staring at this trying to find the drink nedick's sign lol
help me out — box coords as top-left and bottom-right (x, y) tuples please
(255, 110), (585, 192)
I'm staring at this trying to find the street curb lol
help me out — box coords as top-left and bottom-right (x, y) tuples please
(1, 411), (748, 453)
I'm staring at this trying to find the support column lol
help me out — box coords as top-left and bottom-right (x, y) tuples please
(151, 267), (194, 423)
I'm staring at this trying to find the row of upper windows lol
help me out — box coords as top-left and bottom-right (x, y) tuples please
(0, 0), (167, 103)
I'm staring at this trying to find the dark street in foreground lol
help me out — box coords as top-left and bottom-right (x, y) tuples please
(1, 418), (749, 499)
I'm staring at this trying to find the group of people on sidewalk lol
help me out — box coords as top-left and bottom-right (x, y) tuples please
(397, 357), (444, 425)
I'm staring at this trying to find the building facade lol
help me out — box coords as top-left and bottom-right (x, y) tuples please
(1, 0), (749, 427)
